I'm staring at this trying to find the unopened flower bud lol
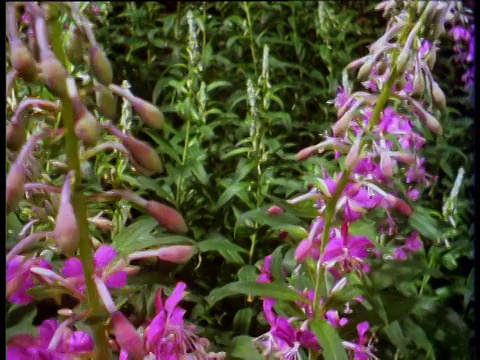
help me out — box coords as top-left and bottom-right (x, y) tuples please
(111, 311), (143, 360)
(7, 164), (26, 213)
(387, 195), (413, 216)
(10, 39), (37, 82)
(123, 136), (163, 174)
(332, 99), (363, 136)
(391, 152), (416, 164)
(6, 122), (26, 151)
(357, 60), (374, 81)
(146, 201), (188, 233)
(157, 245), (195, 263)
(396, 49), (410, 74)
(410, 98), (443, 136)
(431, 80), (446, 110)
(345, 134), (362, 171)
(425, 49), (436, 69)
(411, 67), (425, 97)
(96, 85), (117, 120)
(376, 59), (388, 76)
(296, 145), (318, 162)
(66, 26), (85, 66)
(89, 44), (113, 86)
(131, 97), (164, 130)
(380, 151), (393, 180)
(74, 105), (102, 147)
(40, 53), (68, 98)
(266, 205), (284, 216)
(54, 172), (79, 255)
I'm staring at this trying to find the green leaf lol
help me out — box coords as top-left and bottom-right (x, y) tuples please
(408, 207), (444, 241)
(206, 281), (309, 307)
(216, 182), (250, 209)
(383, 320), (407, 353)
(227, 335), (264, 360)
(111, 218), (159, 254)
(310, 318), (348, 360)
(197, 234), (247, 264)
(233, 307), (254, 335)
(6, 303), (38, 342)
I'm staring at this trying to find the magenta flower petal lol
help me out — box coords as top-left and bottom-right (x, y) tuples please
(62, 258), (84, 278)
(94, 245), (117, 269)
(64, 331), (94, 353)
(105, 271), (128, 288)
(164, 282), (186, 313)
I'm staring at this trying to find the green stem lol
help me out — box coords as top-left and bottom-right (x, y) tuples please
(243, 2), (257, 74)
(49, 10), (111, 359)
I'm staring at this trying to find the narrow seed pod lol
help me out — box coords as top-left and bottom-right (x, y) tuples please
(89, 44), (113, 86)
(145, 201), (188, 233)
(54, 172), (79, 255)
(6, 122), (26, 151)
(66, 26), (85, 66)
(96, 85), (117, 120)
(431, 80), (446, 110)
(111, 311), (143, 360)
(6, 163), (26, 213)
(157, 245), (195, 264)
(296, 145), (318, 162)
(10, 39), (38, 82)
(131, 97), (164, 130)
(39, 53), (68, 98)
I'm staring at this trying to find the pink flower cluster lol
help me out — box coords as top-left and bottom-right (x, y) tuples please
(450, 23), (475, 91)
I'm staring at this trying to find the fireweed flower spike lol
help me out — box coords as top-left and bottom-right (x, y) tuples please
(252, 1), (464, 358)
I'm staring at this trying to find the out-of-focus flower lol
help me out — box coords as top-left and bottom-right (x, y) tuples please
(7, 255), (51, 304)
(62, 245), (127, 292)
(7, 319), (94, 358)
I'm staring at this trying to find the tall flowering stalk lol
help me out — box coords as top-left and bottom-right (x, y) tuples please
(252, 1), (467, 359)
(6, 2), (222, 359)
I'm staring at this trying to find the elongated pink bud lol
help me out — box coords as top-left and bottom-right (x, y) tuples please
(266, 205), (284, 215)
(111, 311), (143, 360)
(96, 85), (117, 120)
(410, 99), (443, 136)
(387, 195), (412, 216)
(89, 44), (113, 86)
(157, 245), (195, 263)
(379, 152), (393, 180)
(332, 99), (363, 136)
(10, 38), (38, 82)
(74, 103), (102, 147)
(345, 133), (363, 171)
(146, 201), (188, 233)
(431, 80), (446, 110)
(66, 26), (85, 66)
(7, 122), (26, 151)
(296, 145), (318, 162)
(54, 172), (79, 255)
(6, 163), (26, 213)
(131, 97), (164, 130)
(40, 52), (68, 98)
(391, 152), (416, 164)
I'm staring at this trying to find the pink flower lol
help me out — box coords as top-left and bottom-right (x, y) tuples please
(392, 247), (407, 261)
(404, 232), (422, 253)
(144, 282), (207, 358)
(7, 256), (51, 304)
(7, 319), (93, 359)
(322, 223), (374, 274)
(62, 245), (127, 292)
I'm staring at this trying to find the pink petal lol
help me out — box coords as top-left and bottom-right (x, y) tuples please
(105, 271), (128, 288)
(94, 245), (117, 269)
(164, 282), (186, 314)
(62, 258), (84, 278)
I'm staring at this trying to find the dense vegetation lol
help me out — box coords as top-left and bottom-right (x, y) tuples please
(6, 2), (474, 359)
